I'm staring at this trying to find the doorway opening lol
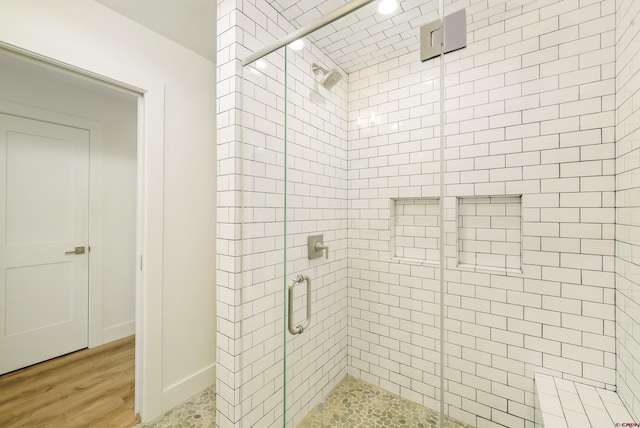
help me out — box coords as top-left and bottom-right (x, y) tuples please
(0, 49), (142, 424)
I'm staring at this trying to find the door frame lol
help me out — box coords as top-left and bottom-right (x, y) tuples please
(0, 44), (165, 421)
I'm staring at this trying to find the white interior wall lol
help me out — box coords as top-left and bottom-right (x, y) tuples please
(0, 57), (138, 342)
(101, 113), (137, 341)
(0, 0), (217, 420)
(615, 0), (640, 420)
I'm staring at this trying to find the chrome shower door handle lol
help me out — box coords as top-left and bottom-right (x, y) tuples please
(288, 274), (311, 335)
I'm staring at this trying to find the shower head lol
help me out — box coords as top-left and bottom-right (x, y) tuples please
(312, 63), (343, 90)
(320, 69), (343, 90)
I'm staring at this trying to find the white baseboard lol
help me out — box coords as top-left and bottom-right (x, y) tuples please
(162, 363), (216, 412)
(102, 320), (135, 344)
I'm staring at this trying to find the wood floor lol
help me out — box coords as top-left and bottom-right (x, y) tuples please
(0, 335), (138, 428)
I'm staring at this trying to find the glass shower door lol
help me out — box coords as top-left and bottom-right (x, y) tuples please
(439, 0), (618, 427)
(282, 39), (350, 426)
(283, 0), (446, 426)
(240, 0), (450, 426)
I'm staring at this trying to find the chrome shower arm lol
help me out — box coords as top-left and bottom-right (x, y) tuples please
(312, 63), (328, 75)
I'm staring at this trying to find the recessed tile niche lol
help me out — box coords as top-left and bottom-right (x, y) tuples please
(457, 195), (522, 273)
(391, 198), (440, 265)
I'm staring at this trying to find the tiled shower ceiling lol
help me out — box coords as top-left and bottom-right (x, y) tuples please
(267, 0), (529, 74)
(268, 0), (439, 73)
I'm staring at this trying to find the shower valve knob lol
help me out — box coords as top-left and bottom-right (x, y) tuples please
(314, 241), (329, 259)
(308, 235), (329, 260)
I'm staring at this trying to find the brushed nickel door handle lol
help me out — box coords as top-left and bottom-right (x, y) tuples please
(288, 274), (311, 335)
(65, 246), (85, 255)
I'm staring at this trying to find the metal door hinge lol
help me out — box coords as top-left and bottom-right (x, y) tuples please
(420, 8), (467, 62)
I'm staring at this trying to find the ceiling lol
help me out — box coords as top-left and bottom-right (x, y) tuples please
(92, 0), (524, 74)
(270, 0), (440, 73)
(95, 0), (217, 62)
(267, 0), (528, 74)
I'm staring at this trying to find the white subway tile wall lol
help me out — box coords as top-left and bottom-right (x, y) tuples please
(615, 0), (640, 421)
(217, 0), (290, 426)
(216, 0), (244, 425)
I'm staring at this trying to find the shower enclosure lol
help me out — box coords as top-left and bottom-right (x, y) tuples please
(217, 0), (628, 426)
(239, 0), (445, 425)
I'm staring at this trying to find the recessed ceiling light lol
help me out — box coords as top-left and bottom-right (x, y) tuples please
(378, 0), (398, 15)
(289, 39), (305, 51)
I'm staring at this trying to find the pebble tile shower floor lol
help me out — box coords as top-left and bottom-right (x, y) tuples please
(298, 375), (473, 428)
(135, 376), (473, 427)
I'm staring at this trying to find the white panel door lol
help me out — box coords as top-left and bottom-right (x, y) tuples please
(0, 113), (89, 375)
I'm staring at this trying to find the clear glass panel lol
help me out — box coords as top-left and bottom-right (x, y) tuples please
(441, 0), (617, 427)
(282, 31), (350, 428)
(284, 0), (445, 427)
(240, 0), (451, 426)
